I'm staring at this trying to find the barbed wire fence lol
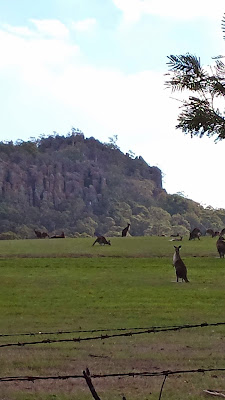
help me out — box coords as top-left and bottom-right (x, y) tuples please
(0, 321), (225, 349)
(1, 321), (225, 399)
(1, 367), (225, 399)
(1, 320), (225, 338)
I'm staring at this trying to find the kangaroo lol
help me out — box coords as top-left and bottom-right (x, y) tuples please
(171, 236), (183, 242)
(34, 229), (42, 239)
(51, 232), (65, 238)
(220, 228), (225, 236)
(41, 232), (49, 238)
(206, 229), (215, 238)
(92, 236), (111, 246)
(122, 223), (130, 237)
(216, 236), (225, 258)
(173, 245), (189, 282)
(189, 228), (201, 241)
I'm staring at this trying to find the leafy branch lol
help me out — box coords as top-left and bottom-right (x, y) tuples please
(166, 14), (225, 141)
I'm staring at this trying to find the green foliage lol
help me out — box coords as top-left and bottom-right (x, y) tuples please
(0, 231), (19, 240)
(96, 216), (115, 235)
(166, 16), (225, 140)
(106, 134), (120, 150)
(182, 212), (201, 231)
(132, 204), (149, 216)
(75, 217), (98, 236)
(130, 214), (150, 236)
(171, 213), (190, 230)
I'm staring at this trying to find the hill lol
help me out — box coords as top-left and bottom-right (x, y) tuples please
(0, 130), (224, 239)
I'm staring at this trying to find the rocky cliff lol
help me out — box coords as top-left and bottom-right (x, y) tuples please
(0, 134), (162, 207)
(0, 133), (164, 237)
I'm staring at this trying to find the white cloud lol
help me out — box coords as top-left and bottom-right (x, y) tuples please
(30, 19), (69, 38)
(2, 23), (34, 37)
(113, 0), (225, 23)
(0, 23), (79, 72)
(71, 18), (97, 32)
(0, 21), (179, 146)
(2, 19), (70, 40)
(1, 18), (225, 208)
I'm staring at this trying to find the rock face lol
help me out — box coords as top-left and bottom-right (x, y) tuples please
(0, 134), (162, 209)
(0, 133), (165, 236)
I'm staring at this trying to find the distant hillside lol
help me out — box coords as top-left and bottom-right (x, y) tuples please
(0, 131), (224, 239)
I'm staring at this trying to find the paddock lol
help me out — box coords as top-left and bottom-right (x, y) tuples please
(0, 236), (225, 399)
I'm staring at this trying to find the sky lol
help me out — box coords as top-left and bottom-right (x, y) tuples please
(0, 0), (225, 209)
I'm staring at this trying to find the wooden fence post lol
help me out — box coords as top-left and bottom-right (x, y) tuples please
(83, 368), (102, 400)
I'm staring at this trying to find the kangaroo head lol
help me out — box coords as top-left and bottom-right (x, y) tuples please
(174, 245), (181, 252)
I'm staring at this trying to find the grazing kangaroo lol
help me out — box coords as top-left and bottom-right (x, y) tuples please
(34, 229), (42, 239)
(92, 236), (111, 246)
(41, 232), (49, 238)
(122, 223), (130, 237)
(50, 232), (65, 238)
(216, 236), (225, 258)
(173, 245), (189, 283)
(189, 228), (201, 241)
(34, 230), (49, 239)
(206, 229), (216, 238)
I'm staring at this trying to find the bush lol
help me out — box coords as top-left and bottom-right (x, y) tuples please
(0, 231), (20, 240)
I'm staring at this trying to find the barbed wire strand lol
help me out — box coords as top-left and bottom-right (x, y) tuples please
(0, 324), (185, 338)
(0, 367), (225, 383)
(0, 321), (224, 349)
(1, 320), (224, 339)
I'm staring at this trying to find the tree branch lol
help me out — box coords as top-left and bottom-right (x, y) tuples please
(83, 368), (102, 400)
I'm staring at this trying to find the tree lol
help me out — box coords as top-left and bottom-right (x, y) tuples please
(106, 135), (120, 150)
(165, 14), (225, 141)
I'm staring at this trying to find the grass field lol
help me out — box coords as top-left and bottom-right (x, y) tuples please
(0, 235), (220, 258)
(0, 236), (225, 399)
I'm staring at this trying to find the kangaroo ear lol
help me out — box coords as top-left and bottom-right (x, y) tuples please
(179, 245), (182, 249)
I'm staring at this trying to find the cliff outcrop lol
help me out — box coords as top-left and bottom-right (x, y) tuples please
(0, 133), (165, 237)
(0, 132), (225, 238)
(0, 134), (162, 208)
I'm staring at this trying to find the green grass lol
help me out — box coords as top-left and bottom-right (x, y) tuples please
(1, 256), (224, 331)
(0, 235), (220, 258)
(0, 236), (225, 399)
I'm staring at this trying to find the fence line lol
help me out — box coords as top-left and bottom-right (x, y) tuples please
(0, 324), (186, 338)
(0, 321), (225, 349)
(1, 320), (225, 338)
(1, 366), (225, 383)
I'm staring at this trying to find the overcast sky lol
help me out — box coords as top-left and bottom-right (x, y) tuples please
(1, 0), (225, 209)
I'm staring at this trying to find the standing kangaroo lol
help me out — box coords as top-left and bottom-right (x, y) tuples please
(216, 236), (225, 258)
(122, 223), (130, 237)
(173, 245), (189, 283)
